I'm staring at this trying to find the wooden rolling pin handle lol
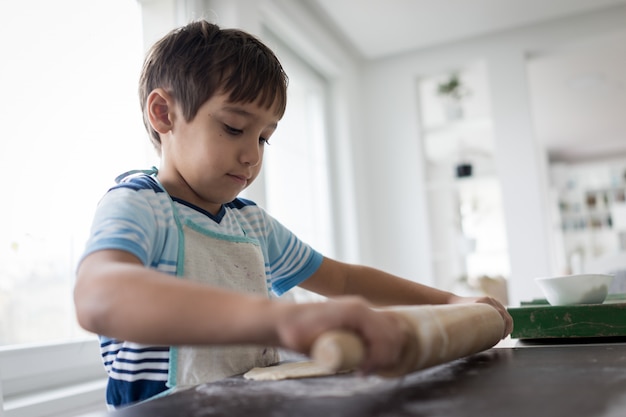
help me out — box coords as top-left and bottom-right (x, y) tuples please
(311, 329), (365, 372)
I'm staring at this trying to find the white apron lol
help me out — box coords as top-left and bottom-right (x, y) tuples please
(163, 187), (279, 389)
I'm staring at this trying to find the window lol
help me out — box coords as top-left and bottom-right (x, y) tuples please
(0, 0), (151, 346)
(259, 30), (335, 259)
(1, 1), (148, 414)
(253, 30), (335, 303)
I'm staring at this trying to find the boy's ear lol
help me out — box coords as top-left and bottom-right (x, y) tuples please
(147, 88), (175, 134)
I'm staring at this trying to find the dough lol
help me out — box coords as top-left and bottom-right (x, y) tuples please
(243, 361), (347, 381)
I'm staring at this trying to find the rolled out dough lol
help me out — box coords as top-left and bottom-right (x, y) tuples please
(243, 361), (348, 381)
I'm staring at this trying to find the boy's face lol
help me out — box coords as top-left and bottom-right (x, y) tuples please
(158, 91), (279, 215)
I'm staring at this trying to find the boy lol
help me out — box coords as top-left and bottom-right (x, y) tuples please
(74, 20), (512, 408)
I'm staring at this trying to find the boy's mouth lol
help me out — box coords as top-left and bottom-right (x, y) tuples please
(227, 173), (249, 186)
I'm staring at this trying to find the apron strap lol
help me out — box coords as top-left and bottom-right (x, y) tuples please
(115, 166), (159, 183)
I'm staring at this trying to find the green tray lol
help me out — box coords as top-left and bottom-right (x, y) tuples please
(508, 294), (626, 339)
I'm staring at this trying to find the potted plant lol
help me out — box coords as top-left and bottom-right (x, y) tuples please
(437, 73), (470, 121)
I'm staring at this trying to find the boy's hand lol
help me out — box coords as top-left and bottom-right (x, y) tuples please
(274, 297), (411, 375)
(448, 295), (513, 338)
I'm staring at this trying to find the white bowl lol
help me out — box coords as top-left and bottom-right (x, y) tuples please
(535, 274), (614, 306)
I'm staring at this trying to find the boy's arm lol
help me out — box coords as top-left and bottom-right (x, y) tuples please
(74, 249), (283, 346)
(299, 257), (513, 336)
(74, 249), (411, 373)
(300, 257), (457, 305)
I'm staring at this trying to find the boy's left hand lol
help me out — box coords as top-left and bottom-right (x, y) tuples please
(448, 295), (513, 338)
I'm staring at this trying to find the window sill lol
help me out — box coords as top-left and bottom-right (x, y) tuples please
(4, 378), (107, 417)
(1, 338), (107, 417)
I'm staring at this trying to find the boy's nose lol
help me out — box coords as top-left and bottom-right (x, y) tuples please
(240, 138), (262, 167)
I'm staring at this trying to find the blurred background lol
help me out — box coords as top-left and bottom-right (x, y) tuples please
(1, 1), (625, 414)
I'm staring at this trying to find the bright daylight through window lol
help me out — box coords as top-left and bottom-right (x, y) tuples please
(0, 0), (151, 346)
(261, 30), (335, 260)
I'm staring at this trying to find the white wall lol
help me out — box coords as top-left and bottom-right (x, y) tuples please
(357, 5), (626, 305)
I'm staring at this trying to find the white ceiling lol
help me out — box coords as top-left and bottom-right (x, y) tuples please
(305, 0), (626, 163)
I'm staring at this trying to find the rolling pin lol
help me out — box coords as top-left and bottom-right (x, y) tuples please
(311, 303), (505, 377)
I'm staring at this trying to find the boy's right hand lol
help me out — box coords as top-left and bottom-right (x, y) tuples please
(274, 297), (411, 375)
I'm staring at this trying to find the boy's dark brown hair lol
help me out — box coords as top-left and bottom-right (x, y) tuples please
(139, 20), (288, 151)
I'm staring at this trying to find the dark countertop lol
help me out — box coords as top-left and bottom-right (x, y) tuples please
(85, 342), (626, 417)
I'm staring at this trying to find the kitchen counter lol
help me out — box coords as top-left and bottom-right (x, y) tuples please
(84, 341), (626, 417)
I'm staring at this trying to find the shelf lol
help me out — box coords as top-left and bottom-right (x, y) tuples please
(419, 64), (509, 287)
(422, 118), (495, 163)
(558, 185), (626, 233)
(421, 117), (493, 135)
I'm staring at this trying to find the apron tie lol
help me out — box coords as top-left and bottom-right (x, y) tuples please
(115, 166), (159, 183)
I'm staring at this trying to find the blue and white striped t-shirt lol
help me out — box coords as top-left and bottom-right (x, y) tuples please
(81, 173), (323, 407)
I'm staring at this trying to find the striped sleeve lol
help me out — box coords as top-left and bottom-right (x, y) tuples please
(260, 212), (324, 295)
(80, 185), (176, 274)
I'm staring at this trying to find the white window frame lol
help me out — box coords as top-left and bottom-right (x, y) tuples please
(260, 28), (336, 258)
(257, 0), (362, 263)
(0, 338), (107, 416)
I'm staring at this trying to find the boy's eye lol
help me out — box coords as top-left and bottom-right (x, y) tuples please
(224, 124), (270, 145)
(224, 124), (243, 135)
